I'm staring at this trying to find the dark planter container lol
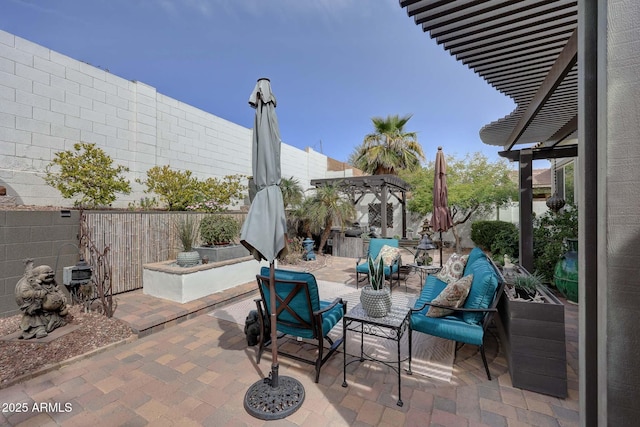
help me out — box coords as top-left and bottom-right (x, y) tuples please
(496, 284), (568, 398)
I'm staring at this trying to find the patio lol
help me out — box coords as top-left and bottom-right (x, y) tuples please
(0, 254), (579, 426)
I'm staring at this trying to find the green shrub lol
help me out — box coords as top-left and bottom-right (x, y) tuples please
(138, 166), (246, 211)
(471, 220), (518, 257)
(533, 205), (578, 283)
(45, 142), (131, 208)
(200, 215), (241, 245)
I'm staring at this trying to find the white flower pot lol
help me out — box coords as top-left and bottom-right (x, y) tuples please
(360, 285), (391, 317)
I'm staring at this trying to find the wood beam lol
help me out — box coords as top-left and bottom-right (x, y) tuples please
(499, 144), (578, 161)
(506, 28), (578, 150)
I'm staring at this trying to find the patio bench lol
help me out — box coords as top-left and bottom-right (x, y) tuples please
(410, 247), (505, 379)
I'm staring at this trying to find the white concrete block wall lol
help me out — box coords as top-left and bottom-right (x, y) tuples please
(0, 30), (334, 208)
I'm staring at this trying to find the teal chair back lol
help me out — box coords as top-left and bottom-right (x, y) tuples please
(258, 267), (320, 339)
(367, 238), (399, 259)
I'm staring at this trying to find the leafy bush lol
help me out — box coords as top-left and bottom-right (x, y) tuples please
(138, 166), (246, 211)
(533, 205), (578, 283)
(200, 215), (241, 245)
(45, 142), (131, 208)
(471, 221), (518, 252)
(138, 166), (199, 211)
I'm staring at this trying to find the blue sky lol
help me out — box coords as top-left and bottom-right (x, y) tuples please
(2, 0), (517, 166)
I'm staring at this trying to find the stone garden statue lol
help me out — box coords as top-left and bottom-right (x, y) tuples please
(14, 260), (69, 339)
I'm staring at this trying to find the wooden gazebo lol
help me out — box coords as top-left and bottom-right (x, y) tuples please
(309, 174), (410, 239)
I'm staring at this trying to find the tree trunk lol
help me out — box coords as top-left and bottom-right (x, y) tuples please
(451, 225), (462, 253)
(318, 219), (333, 254)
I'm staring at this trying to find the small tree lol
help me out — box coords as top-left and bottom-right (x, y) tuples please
(44, 142), (131, 208)
(302, 183), (356, 253)
(138, 166), (246, 211)
(138, 166), (199, 211)
(401, 152), (517, 252)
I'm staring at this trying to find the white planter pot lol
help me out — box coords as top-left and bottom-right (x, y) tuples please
(360, 285), (391, 318)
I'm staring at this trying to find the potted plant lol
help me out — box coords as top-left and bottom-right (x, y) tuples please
(512, 271), (544, 300)
(200, 215), (240, 246)
(175, 216), (200, 267)
(496, 265), (567, 398)
(195, 215), (247, 263)
(359, 256), (391, 317)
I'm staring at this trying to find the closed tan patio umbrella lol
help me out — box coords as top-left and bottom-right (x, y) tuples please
(430, 147), (453, 267)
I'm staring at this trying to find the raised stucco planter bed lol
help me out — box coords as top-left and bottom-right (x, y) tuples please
(143, 256), (268, 303)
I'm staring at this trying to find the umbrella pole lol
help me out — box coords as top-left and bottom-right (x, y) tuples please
(244, 259), (305, 420)
(440, 231), (443, 267)
(269, 261), (279, 388)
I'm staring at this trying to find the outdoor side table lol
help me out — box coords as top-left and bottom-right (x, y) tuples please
(341, 301), (412, 407)
(406, 264), (442, 290)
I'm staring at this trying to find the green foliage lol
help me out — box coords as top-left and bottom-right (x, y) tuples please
(402, 152), (517, 217)
(471, 220), (519, 260)
(533, 205), (578, 283)
(138, 166), (246, 211)
(513, 271), (544, 292)
(174, 216), (199, 252)
(280, 176), (304, 209)
(350, 114), (425, 175)
(44, 142), (131, 208)
(400, 152), (517, 251)
(300, 183), (356, 253)
(367, 256), (386, 290)
(199, 215), (241, 245)
(190, 174), (246, 212)
(128, 197), (158, 211)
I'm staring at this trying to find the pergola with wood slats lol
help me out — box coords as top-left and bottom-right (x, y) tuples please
(399, 0), (578, 271)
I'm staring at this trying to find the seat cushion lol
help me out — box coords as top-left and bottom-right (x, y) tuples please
(427, 274), (473, 318)
(461, 259), (499, 325)
(463, 247), (486, 276)
(319, 300), (344, 336)
(356, 261), (399, 276)
(435, 253), (469, 284)
(410, 312), (484, 346)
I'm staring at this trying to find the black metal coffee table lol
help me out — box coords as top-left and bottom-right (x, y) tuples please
(341, 301), (412, 406)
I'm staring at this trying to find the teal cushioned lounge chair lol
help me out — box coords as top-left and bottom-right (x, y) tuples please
(255, 267), (346, 383)
(355, 238), (401, 290)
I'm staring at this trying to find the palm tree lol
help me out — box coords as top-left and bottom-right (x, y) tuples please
(279, 176), (304, 210)
(304, 183), (356, 253)
(352, 114), (425, 175)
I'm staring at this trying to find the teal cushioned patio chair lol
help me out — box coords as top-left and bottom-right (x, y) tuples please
(355, 238), (401, 290)
(254, 267), (346, 383)
(410, 248), (505, 380)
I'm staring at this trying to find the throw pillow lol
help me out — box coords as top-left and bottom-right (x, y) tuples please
(435, 253), (469, 284)
(375, 245), (400, 266)
(427, 274), (473, 318)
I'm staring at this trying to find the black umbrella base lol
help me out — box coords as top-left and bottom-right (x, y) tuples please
(244, 371), (305, 420)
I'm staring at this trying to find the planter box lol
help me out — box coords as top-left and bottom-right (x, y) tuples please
(195, 244), (249, 263)
(496, 284), (568, 398)
(143, 256), (268, 303)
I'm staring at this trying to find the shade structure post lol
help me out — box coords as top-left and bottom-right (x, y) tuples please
(241, 78), (304, 420)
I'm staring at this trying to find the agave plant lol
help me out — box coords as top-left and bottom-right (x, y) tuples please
(367, 256), (386, 290)
(512, 271), (544, 300)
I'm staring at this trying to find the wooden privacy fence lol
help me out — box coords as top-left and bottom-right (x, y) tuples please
(82, 211), (247, 294)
